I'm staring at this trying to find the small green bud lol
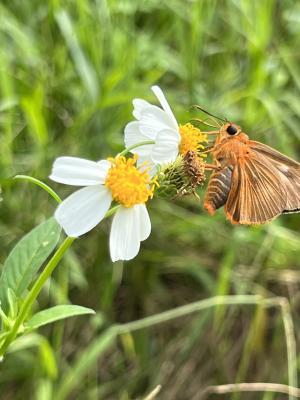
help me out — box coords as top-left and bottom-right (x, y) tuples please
(156, 152), (206, 200)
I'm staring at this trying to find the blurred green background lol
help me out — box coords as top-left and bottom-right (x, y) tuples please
(1, 0), (300, 399)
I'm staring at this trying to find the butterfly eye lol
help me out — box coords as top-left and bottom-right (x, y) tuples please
(226, 125), (238, 135)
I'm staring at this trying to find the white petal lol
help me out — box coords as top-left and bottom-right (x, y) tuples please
(133, 147), (155, 162)
(151, 85), (178, 129)
(124, 121), (154, 156)
(109, 206), (141, 262)
(139, 105), (177, 138)
(132, 99), (152, 119)
(55, 186), (112, 237)
(151, 129), (180, 164)
(124, 121), (143, 145)
(50, 157), (110, 186)
(136, 204), (151, 241)
(97, 160), (111, 172)
(136, 156), (157, 177)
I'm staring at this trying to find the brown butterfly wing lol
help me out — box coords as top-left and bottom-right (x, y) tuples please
(249, 141), (300, 168)
(224, 151), (288, 224)
(249, 141), (300, 213)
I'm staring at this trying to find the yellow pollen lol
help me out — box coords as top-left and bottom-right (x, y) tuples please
(105, 155), (156, 207)
(179, 123), (207, 155)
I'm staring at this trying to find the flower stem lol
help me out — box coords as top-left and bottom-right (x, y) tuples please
(13, 175), (62, 204)
(0, 236), (75, 357)
(0, 200), (122, 357)
(118, 140), (155, 157)
(105, 205), (120, 218)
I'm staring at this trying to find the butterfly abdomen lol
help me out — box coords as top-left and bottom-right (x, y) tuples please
(204, 166), (233, 214)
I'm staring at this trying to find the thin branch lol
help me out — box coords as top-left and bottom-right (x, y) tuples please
(202, 382), (300, 398)
(143, 385), (162, 400)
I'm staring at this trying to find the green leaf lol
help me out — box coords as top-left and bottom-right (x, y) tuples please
(0, 218), (61, 312)
(25, 305), (95, 330)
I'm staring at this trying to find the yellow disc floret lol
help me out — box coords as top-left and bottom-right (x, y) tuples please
(105, 155), (156, 207)
(179, 123), (207, 155)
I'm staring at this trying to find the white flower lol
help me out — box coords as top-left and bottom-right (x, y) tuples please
(50, 156), (154, 262)
(124, 86), (181, 172)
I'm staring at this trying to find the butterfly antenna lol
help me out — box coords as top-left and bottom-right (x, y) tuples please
(207, 116), (222, 127)
(207, 116), (221, 128)
(191, 117), (219, 129)
(202, 116), (222, 128)
(192, 105), (227, 123)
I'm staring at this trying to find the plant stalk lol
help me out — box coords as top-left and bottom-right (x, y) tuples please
(118, 140), (155, 157)
(0, 236), (75, 356)
(13, 175), (62, 203)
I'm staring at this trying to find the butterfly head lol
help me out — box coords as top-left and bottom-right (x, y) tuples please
(190, 106), (248, 143)
(225, 123), (240, 136)
(216, 122), (248, 144)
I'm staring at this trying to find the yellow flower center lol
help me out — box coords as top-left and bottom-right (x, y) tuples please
(105, 155), (156, 207)
(179, 123), (207, 155)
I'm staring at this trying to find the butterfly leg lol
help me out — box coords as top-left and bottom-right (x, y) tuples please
(200, 146), (214, 154)
(204, 163), (221, 170)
